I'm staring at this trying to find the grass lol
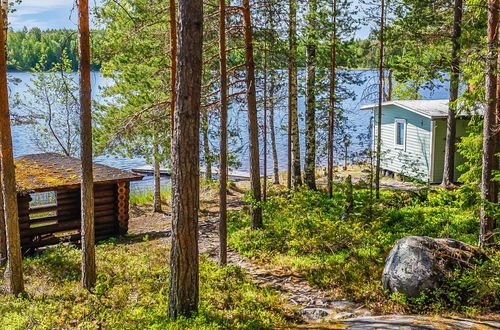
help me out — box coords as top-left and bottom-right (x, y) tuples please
(228, 184), (499, 316)
(0, 238), (295, 329)
(129, 187), (172, 206)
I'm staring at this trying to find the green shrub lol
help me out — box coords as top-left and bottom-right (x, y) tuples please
(229, 184), (496, 314)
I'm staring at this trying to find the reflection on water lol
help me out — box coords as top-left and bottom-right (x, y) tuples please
(8, 71), (449, 194)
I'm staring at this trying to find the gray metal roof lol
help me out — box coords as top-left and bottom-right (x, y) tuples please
(360, 99), (482, 119)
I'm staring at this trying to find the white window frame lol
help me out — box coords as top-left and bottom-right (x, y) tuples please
(394, 118), (407, 150)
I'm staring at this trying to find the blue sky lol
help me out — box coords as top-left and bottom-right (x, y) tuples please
(10, 0), (371, 38)
(9, 0), (101, 30)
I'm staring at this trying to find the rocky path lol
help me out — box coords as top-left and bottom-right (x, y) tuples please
(129, 211), (500, 329)
(198, 217), (371, 323)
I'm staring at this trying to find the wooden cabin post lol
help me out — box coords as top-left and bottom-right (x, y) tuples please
(116, 182), (129, 235)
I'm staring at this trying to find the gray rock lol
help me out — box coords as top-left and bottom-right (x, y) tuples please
(382, 236), (486, 297)
(299, 307), (331, 320)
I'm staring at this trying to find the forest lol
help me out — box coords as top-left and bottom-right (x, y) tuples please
(0, 0), (499, 329)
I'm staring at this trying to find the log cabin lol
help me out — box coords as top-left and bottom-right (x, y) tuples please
(14, 153), (142, 253)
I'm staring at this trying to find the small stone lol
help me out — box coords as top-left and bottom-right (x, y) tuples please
(299, 308), (332, 320)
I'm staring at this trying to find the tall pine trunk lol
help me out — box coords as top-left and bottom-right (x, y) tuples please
(442, 0), (463, 186)
(243, 0), (263, 229)
(0, 8), (23, 294)
(289, 0), (302, 188)
(375, 0), (385, 200)
(263, 47), (268, 202)
(0, 0), (8, 267)
(153, 143), (162, 213)
(78, 0), (96, 290)
(202, 111), (212, 181)
(167, 0), (203, 317)
(169, 0), (177, 135)
(327, 0), (337, 198)
(304, 0), (317, 190)
(480, 0), (499, 248)
(269, 69), (279, 184)
(219, 0), (228, 266)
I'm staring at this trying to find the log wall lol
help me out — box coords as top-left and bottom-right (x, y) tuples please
(18, 182), (130, 253)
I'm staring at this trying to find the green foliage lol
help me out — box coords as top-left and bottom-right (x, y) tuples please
(12, 53), (80, 156)
(93, 0), (171, 164)
(0, 242), (293, 328)
(229, 185), (497, 314)
(6, 28), (100, 71)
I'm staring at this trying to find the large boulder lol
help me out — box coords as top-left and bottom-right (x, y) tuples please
(382, 236), (487, 297)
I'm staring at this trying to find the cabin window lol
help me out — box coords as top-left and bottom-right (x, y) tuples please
(394, 119), (406, 150)
(29, 191), (57, 227)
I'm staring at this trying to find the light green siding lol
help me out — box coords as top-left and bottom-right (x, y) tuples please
(374, 105), (432, 182)
(431, 119), (469, 183)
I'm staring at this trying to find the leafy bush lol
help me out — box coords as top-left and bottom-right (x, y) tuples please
(229, 185), (497, 315)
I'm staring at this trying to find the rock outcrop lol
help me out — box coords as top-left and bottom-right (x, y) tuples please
(382, 236), (486, 297)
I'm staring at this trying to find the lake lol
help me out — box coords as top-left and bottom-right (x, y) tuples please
(7, 71), (449, 194)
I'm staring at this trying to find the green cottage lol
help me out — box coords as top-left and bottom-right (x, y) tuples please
(361, 100), (479, 184)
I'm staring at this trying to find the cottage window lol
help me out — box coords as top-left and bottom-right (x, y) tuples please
(29, 191), (57, 227)
(394, 119), (406, 149)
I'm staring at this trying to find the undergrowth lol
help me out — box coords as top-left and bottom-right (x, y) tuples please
(228, 184), (499, 315)
(0, 239), (294, 329)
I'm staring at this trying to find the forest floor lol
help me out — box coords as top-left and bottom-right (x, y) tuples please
(128, 174), (500, 329)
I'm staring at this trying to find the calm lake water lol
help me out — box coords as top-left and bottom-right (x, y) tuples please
(8, 71), (449, 194)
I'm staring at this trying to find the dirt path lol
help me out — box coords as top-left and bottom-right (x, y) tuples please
(128, 210), (500, 329)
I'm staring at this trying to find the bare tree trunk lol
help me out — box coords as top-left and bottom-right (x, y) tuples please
(242, 0), (263, 229)
(263, 47), (268, 202)
(202, 111), (212, 181)
(0, 172), (6, 267)
(170, 0), (177, 135)
(0, 0), (8, 268)
(375, 0), (385, 200)
(0, 3), (23, 294)
(328, 0), (337, 198)
(480, 0), (499, 248)
(442, 0), (463, 186)
(494, 31), (500, 203)
(153, 143), (162, 213)
(304, 0), (317, 190)
(167, 0), (203, 318)
(1, 0), (6, 41)
(289, 0), (301, 188)
(269, 69), (279, 185)
(78, 0), (96, 290)
(219, 0), (228, 266)
(386, 69), (393, 101)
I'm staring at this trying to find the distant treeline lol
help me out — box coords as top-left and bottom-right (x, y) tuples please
(6, 27), (377, 72)
(6, 27), (100, 71)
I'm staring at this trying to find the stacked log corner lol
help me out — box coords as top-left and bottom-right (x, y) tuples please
(17, 182), (131, 253)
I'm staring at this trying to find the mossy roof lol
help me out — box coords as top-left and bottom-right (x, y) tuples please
(15, 153), (142, 193)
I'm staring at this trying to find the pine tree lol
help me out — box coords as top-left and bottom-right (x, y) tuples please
(243, 0), (263, 229)
(442, 0), (463, 186)
(289, 0), (302, 188)
(168, 0), (203, 317)
(78, 0), (96, 290)
(480, 0), (499, 248)
(0, 2), (23, 294)
(304, 0), (318, 190)
(218, 0), (228, 266)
